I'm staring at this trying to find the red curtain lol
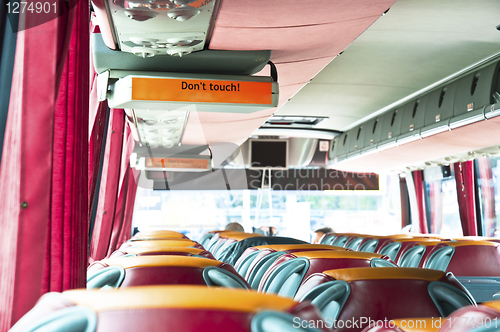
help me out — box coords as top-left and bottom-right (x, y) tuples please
(454, 161), (478, 236)
(412, 170), (429, 234)
(89, 108), (125, 262)
(89, 109), (138, 262)
(0, 0), (88, 328)
(477, 157), (496, 236)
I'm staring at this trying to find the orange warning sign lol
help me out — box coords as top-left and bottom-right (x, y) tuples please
(146, 157), (209, 169)
(132, 77), (273, 105)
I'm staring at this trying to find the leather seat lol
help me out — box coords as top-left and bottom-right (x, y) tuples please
(423, 241), (500, 276)
(295, 267), (475, 332)
(120, 239), (205, 250)
(109, 246), (215, 260)
(87, 256), (249, 289)
(10, 285), (330, 332)
(258, 251), (396, 298)
(129, 230), (188, 241)
(238, 244), (348, 289)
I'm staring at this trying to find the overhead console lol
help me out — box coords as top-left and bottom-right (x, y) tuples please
(228, 128), (337, 169)
(92, 0), (220, 57)
(329, 58), (500, 172)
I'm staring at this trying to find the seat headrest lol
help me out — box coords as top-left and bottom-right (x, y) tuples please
(253, 244), (346, 251)
(101, 255), (221, 269)
(292, 250), (384, 260)
(123, 239), (198, 248)
(444, 240), (499, 247)
(219, 232), (264, 241)
(121, 246), (205, 255)
(64, 285), (298, 313)
(323, 267), (445, 282)
(482, 301), (500, 313)
(131, 230), (187, 240)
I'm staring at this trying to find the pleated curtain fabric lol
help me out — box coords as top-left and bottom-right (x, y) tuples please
(453, 161), (478, 236)
(412, 170), (429, 234)
(0, 0), (89, 328)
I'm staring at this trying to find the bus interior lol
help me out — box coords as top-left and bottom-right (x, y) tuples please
(1, 0), (500, 331)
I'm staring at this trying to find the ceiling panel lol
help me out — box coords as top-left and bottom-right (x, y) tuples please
(276, 0), (500, 132)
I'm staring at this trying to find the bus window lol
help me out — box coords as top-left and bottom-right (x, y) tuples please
(476, 156), (500, 237)
(131, 174), (402, 242)
(424, 170), (463, 237)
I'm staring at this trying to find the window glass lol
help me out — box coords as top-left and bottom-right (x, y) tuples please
(131, 174), (402, 242)
(423, 171), (463, 237)
(476, 156), (500, 237)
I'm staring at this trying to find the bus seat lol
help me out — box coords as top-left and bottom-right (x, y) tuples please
(378, 238), (441, 262)
(10, 286), (330, 332)
(109, 246), (215, 260)
(258, 251), (396, 298)
(120, 239), (204, 250)
(319, 233), (338, 244)
(397, 241), (441, 268)
(246, 250), (287, 289)
(424, 241), (500, 276)
(437, 300), (500, 332)
(423, 241), (500, 302)
(345, 237), (365, 251)
(295, 267), (475, 332)
(199, 232), (215, 248)
(129, 230), (188, 241)
(242, 244), (349, 288)
(87, 256), (249, 290)
(208, 232), (263, 255)
(217, 236), (308, 266)
(235, 244), (347, 273)
(358, 238), (380, 253)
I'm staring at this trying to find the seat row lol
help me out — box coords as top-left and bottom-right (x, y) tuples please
(11, 229), (500, 332)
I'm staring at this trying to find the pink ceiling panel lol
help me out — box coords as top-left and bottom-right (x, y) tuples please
(213, 0), (395, 28)
(210, 17), (380, 64)
(182, 115), (270, 145)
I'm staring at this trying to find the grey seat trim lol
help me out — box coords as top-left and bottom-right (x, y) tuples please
(236, 250), (261, 277)
(370, 258), (397, 267)
(428, 280), (476, 316)
(399, 245), (425, 267)
(262, 258), (310, 298)
(345, 237), (363, 251)
(202, 266), (249, 289)
(251, 310), (324, 332)
(379, 242), (402, 261)
(298, 280), (351, 322)
(331, 236), (349, 247)
(87, 266), (125, 290)
(248, 251), (285, 290)
(425, 246), (455, 271)
(21, 306), (97, 332)
(358, 239), (378, 253)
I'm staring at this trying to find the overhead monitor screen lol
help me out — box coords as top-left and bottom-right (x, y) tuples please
(249, 139), (288, 169)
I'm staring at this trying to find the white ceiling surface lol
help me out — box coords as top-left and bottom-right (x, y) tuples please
(276, 0), (500, 132)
